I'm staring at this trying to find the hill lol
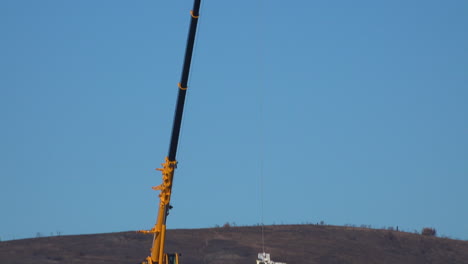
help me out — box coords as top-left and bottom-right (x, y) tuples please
(1, 224), (468, 264)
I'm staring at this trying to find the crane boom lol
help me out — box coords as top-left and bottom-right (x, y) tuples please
(139, 1), (201, 264)
(169, 0), (201, 161)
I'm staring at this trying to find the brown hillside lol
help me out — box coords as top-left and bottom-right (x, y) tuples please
(1, 225), (467, 264)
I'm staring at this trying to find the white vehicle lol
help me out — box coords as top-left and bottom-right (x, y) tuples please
(256, 252), (287, 264)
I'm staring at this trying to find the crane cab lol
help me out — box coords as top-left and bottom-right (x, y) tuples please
(166, 253), (179, 264)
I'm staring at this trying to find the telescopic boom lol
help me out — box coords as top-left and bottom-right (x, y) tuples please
(138, 1), (201, 264)
(169, 0), (201, 161)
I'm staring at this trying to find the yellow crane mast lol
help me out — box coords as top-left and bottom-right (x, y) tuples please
(138, 1), (201, 264)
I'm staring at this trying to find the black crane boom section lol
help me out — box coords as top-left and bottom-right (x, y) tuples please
(168, 0), (201, 162)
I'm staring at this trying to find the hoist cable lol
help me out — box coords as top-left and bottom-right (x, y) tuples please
(255, 0), (266, 255)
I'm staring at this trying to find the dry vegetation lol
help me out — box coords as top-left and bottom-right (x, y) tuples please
(1, 224), (467, 264)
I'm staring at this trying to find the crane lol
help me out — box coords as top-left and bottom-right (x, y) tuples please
(138, 1), (201, 264)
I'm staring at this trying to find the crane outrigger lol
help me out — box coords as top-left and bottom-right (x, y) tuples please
(138, 1), (201, 264)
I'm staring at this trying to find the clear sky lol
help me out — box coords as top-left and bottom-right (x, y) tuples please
(1, 0), (467, 242)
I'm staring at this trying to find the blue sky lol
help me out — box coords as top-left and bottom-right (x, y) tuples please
(1, 0), (467, 242)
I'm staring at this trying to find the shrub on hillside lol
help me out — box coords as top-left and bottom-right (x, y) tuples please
(421, 227), (436, 236)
